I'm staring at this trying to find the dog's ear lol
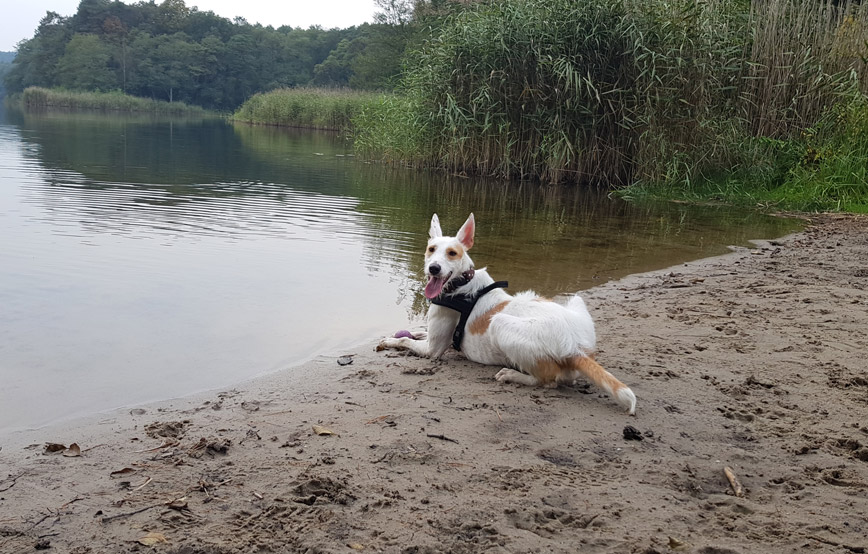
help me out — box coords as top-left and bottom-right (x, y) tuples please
(456, 213), (475, 249)
(429, 214), (442, 238)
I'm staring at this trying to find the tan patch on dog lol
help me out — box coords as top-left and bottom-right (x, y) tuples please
(468, 301), (509, 335)
(528, 356), (630, 396)
(532, 296), (553, 302)
(529, 358), (564, 385)
(572, 356), (627, 394)
(425, 242), (464, 259)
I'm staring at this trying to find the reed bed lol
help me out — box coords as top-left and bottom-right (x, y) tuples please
(354, 0), (868, 211)
(232, 88), (386, 131)
(20, 87), (208, 115)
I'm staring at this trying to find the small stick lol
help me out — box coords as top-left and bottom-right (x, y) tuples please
(60, 497), (84, 509)
(102, 493), (190, 525)
(132, 477), (153, 491)
(426, 433), (459, 444)
(132, 440), (176, 453)
(0, 471), (26, 493)
(100, 503), (162, 524)
(262, 409), (294, 417)
(723, 466), (744, 497)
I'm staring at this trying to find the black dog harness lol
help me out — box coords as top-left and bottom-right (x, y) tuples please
(431, 269), (508, 351)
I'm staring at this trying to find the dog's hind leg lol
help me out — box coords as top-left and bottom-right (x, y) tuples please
(495, 358), (560, 388)
(566, 356), (637, 415)
(494, 368), (540, 386)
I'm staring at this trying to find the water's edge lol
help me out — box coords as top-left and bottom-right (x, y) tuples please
(0, 231), (795, 448)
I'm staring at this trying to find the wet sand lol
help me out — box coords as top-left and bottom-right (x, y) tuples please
(1, 214), (866, 554)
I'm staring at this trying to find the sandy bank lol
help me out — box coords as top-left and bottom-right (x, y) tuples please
(1, 214), (866, 554)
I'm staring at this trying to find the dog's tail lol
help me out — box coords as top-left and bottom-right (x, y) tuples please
(568, 356), (636, 415)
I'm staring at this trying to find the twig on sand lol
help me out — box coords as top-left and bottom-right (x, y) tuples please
(131, 440), (177, 453)
(101, 493), (191, 524)
(27, 498), (84, 530)
(0, 471), (26, 492)
(724, 466), (745, 497)
(198, 477), (234, 498)
(100, 503), (163, 524)
(426, 433), (459, 444)
(806, 534), (865, 553)
(262, 409), (294, 417)
(132, 476), (153, 491)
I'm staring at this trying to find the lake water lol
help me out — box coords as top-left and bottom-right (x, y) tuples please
(0, 106), (802, 434)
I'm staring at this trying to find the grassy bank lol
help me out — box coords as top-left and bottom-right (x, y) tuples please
(353, 0), (868, 212)
(618, 96), (868, 213)
(20, 87), (209, 115)
(232, 88), (385, 131)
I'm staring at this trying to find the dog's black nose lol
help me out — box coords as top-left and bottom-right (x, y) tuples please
(429, 263), (441, 275)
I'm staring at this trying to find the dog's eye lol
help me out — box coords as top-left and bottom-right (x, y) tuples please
(428, 246), (436, 253)
(448, 250), (458, 257)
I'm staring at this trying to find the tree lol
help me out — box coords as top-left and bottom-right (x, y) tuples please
(5, 12), (72, 91)
(72, 0), (112, 34)
(374, 0), (414, 26)
(195, 34), (226, 107)
(158, 0), (191, 33)
(313, 38), (358, 87)
(102, 15), (129, 91)
(0, 53), (15, 97)
(56, 33), (116, 90)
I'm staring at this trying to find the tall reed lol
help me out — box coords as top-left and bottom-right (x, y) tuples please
(743, 0), (868, 138)
(354, 0), (868, 203)
(20, 87), (208, 115)
(232, 88), (386, 131)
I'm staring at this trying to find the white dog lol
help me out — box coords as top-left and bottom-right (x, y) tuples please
(378, 213), (636, 414)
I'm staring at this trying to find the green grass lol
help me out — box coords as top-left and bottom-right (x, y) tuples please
(232, 88), (387, 131)
(20, 87), (209, 115)
(618, 98), (868, 212)
(351, 93), (431, 164)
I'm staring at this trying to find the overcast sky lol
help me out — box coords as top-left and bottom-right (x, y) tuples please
(1, 0), (380, 51)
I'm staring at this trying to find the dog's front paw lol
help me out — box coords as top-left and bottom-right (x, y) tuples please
(376, 337), (402, 352)
(375, 339), (391, 352)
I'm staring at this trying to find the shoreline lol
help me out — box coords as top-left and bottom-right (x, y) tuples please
(1, 214), (866, 553)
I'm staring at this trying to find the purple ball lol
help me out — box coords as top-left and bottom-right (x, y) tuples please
(394, 330), (414, 339)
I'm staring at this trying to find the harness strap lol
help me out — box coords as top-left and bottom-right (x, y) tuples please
(432, 281), (508, 351)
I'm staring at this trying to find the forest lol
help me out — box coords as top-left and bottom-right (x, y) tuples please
(0, 52), (14, 97)
(2, 0), (427, 110)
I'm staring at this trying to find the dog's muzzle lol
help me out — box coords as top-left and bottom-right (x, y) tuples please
(424, 263), (454, 299)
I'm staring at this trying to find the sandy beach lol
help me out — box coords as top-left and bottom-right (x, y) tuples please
(1, 214), (866, 554)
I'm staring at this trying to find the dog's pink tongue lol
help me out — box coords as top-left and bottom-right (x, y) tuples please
(424, 276), (446, 299)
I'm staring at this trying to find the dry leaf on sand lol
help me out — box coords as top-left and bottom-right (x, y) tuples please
(137, 532), (167, 546)
(312, 425), (336, 436)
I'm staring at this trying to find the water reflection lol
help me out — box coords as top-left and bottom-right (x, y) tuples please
(0, 106), (802, 433)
